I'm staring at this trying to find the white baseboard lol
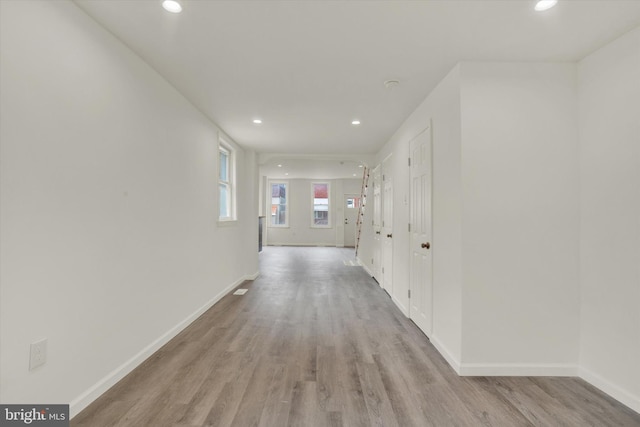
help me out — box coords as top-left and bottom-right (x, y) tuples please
(430, 335), (462, 374)
(458, 362), (578, 377)
(245, 271), (259, 281)
(391, 295), (409, 317)
(358, 258), (373, 276)
(579, 367), (640, 414)
(69, 275), (247, 418)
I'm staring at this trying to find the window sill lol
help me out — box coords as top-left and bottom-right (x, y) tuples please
(217, 219), (238, 227)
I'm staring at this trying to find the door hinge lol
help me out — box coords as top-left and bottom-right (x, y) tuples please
(371, 258), (374, 264)
(408, 289), (411, 299)
(408, 157), (411, 167)
(408, 223), (411, 232)
(383, 174), (385, 181)
(382, 267), (385, 273)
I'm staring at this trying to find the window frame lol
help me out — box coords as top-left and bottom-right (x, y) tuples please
(218, 138), (236, 223)
(310, 181), (331, 228)
(268, 180), (289, 228)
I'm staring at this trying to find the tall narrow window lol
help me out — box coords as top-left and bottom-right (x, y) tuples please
(218, 141), (235, 221)
(270, 182), (288, 226)
(312, 182), (330, 227)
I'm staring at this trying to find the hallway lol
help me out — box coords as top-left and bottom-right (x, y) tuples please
(72, 247), (640, 426)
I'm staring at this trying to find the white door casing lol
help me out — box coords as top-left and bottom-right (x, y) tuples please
(382, 155), (393, 294)
(409, 126), (433, 337)
(372, 166), (383, 284)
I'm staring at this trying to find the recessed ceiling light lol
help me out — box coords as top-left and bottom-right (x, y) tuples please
(535, 0), (557, 11)
(277, 164), (282, 168)
(284, 173), (289, 176)
(253, 119), (262, 124)
(162, 0), (182, 13)
(351, 120), (361, 125)
(358, 164), (363, 168)
(353, 173), (357, 177)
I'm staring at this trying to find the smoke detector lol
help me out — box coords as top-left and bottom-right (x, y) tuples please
(384, 80), (400, 89)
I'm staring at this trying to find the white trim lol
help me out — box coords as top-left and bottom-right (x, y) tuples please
(392, 295), (409, 317)
(430, 335), (462, 375)
(458, 362), (578, 377)
(245, 271), (260, 281)
(358, 258), (374, 276)
(69, 275), (248, 418)
(218, 137), (236, 221)
(579, 366), (640, 414)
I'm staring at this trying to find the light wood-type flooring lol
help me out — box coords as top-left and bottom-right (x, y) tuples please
(72, 246), (640, 427)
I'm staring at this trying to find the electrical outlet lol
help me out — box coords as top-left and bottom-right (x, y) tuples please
(30, 338), (47, 370)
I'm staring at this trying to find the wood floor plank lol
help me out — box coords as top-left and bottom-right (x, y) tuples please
(316, 345), (342, 412)
(256, 362), (297, 427)
(287, 381), (326, 427)
(356, 361), (400, 427)
(71, 247), (640, 427)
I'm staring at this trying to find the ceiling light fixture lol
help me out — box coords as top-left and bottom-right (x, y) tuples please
(284, 173), (289, 176)
(358, 164), (363, 168)
(534, 0), (557, 11)
(351, 120), (361, 125)
(277, 164), (282, 168)
(253, 119), (262, 124)
(162, 0), (182, 13)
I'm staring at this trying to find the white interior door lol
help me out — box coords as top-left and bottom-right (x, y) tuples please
(409, 127), (433, 337)
(382, 155), (393, 294)
(371, 166), (382, 284)
(343, 194), (359, 248)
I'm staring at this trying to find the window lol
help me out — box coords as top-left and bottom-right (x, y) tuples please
(270, 182), (288, 226)
(346, 197), (361, 209)
(312, 182), (330, 227)
(218, 140), (235, 221)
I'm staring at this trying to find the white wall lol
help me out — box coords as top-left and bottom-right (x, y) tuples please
(266, 178), (360, 246)
(459, 63), (580, 373)
(367, 29), (640, 412)
(369, 66), (464, 367)
(578, 27), (640, 412)
(0, 0), (258, 416)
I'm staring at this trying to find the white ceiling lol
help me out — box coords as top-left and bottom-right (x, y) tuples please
(75, 0), (640, 160)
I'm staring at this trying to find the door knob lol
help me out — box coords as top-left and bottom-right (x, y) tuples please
(421, 242), (431, 249)
(375, 231), (381, 235)
(344, 218), (348, 224)
(387, 233), (393, 238)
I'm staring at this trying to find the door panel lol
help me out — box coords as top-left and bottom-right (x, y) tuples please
(343, 194), (359, 247)
(372, 166), (382, 284)
(409, 127), (433, 337)
(382, 155), (393, 294)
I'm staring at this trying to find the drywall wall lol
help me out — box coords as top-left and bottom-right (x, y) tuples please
(370, 65), (464, 367)
(578, 27), (640, 412)
(459, 62), (580, 373)
(266, 178), (360, 246)
(0, 0), (258, 416)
